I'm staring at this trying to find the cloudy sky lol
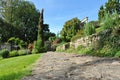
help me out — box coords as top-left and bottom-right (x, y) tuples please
(28, 0), (108, 34)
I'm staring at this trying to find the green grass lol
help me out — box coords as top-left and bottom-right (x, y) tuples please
(0, 54), (42, 80)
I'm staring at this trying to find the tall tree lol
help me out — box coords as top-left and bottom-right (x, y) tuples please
(0, 0), (39, 43)
(98, 5), (105, 21)
(32, 9), (46, 53)
(0, 0), (20, 23)
(15, 1), (39, 42)
(0, 18), (18, 42)
(60, 17), (82, 42)
(98, 0), (120, 21)
(105, 0), (120, 14)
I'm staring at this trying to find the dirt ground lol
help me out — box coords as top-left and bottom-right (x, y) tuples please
(22, 52), (120, 80)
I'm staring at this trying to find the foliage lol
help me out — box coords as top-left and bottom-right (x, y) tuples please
(84, 23), (96, 36)
(8, 37), (27, 49)
(0, 0), (54, 43)
(95, 29), (120, 57)
(49, 36), (56, 42)
(65, 46), (75, 53)
(0, 54), (42, 80)
(115, 51), (120, 58)
(18, 49), (30, 56)
(105, 0), (120, 14)
(0, 18), (18, 42)
(7, 37), (16, 44)
(44, 32), (56, 41)
(0, 49), (9, 58)
(101, 11), (120, 30)
(19, 40), (27, 49)
(9, 50), (18, 57)
(98, 5), (105, 21)
(71, 30), (84, 41)
(88, 28), (120, 57)
(32, 27), (46, 53)
(77, 47), (93, 55)
(60, 17), (82, 42)
(32, 40), (46, 54)
(89, 21), (100, 28)
(98, 0), (120, 21)
(0, 0), (39, 43)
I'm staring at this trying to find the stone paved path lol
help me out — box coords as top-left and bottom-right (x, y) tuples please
(22, 52), (120, 80)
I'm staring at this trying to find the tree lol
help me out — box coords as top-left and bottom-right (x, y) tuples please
(60, 17), (82, 42)
(101, 11), (120, 30)
(105, 0), (120, 14)
(0, 0), (39, 43)
(0, 0), (20, 23)
(0, 18), (18, 42)
(32, 9), (46, 53)
(98, 5), (105, 21)
(44, 32), (56, 41)
(98, 0), (120, 21)
(15, 1), (39, 42)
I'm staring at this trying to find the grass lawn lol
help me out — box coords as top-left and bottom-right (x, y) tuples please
(0, 54), (42, 80)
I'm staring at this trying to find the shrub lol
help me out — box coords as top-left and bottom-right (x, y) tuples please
(9, 50), (18, 57)
(35, 39), (42, 52)
(101, 13), (114, 30)
(18, 49), (29, 56)
(77, 46), (93, 55)
(33, 39), (46, 54)
(71, 30), (84, 41)
(115, 51), (120, 58)
(32, 48), (38, 54)
(8, 37), (27, 49)
(84, 23), (96, 36)
(99, 46), (116, 57)
(101, 12), (120, 30)
(60, 17), (82, 42)
(19, 40), (27, 49)
(0, 49), (9, 58)
(7, 37), (16, 45)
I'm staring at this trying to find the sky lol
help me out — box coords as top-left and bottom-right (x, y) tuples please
(28, 0), (108, 34)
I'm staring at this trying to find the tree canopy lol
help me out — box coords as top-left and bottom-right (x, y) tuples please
(98, 0), (120, 21)
(60, 17), (82, 42)
(0, 0), (39, 43)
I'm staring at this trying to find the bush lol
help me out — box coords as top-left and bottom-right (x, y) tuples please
(7, 37), (27, 49)
(9, 50), (18, 57)
(76, 46), (93, 55)
(101, 13), (114, 30)
(101, 12), (120, 30)
(32, 39), (46, 54)
(84, 23), (96, 36)
(0, 49), (9, 58)
(32, 48), (38, 54)
(71, 30), (84, 41)
(115, 51), (120, 58)
(18, 49), (29, 56)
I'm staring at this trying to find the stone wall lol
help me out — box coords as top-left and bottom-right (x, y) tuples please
(56, 34), (100, 51)
(70, 34), (100, 49)
(56, 43), (70, 51)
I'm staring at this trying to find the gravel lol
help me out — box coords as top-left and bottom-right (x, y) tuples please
(22, 52), (120, 80)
